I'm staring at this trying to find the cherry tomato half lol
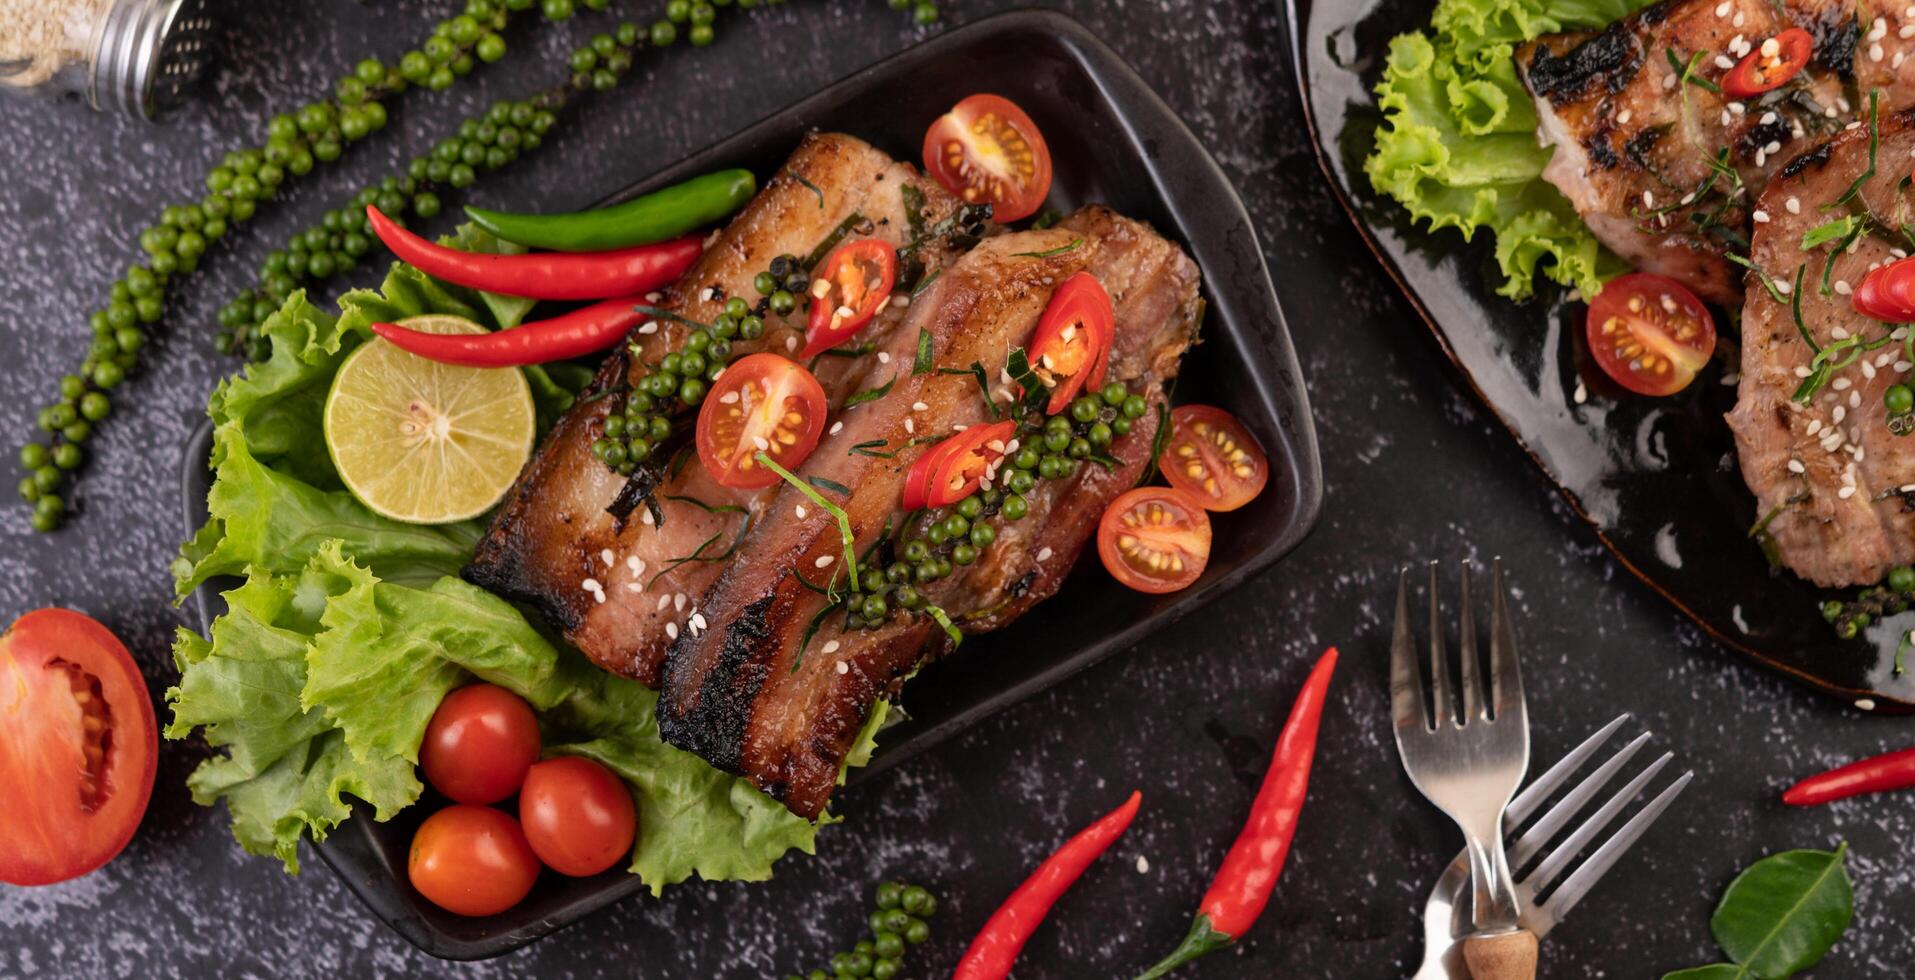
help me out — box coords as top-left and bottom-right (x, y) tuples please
(1853, 256), (1915, 323)
(1720, 28), (1812, 99)
(408, 804), (542, 917)
(1160, 406), (1270, 512)
(1098, 487), (1212, 594)
(696, 353), (828, 489)
(420, 683), (541, 805)
(920, 421), (1018, 509)
(922, 93), (1054, 222)
(1028, 272), (1115, 415)
(0, 609), (157, 886)
(1584, 272), (1716, 396)
(519, 756), (638, 877)
(804, 238), (897, 358)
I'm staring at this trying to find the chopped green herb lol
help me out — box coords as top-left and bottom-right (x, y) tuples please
(844, 374), (896, 408)
(1004, 346), (1050, 415)
(901, 184), (927, 239)
(632, 304), (712, 331)
(1666, 47), (1720, 94)
(849, 439), (896, 458)
(790, 171), (826, 209)
(1010, 238), (1084, 259)
(911, 268), (943, 299)
(793, 591), (846, 672)
(1801, 214), (1869, 252)
(913, 328), (934, 375)
(817, 342), (877, 358)
(757, 452), (860, 593)
(663, 494), (747, 515)
(1728, 253), (1788, 305)
(1137, 402), (1172, 487)
(805, 211), (865, 270)
(1032, 210), (1064, 230)
(808, 475), (852, 496)
(923, 602), (964, 647)
(938, 361), (1000, 420)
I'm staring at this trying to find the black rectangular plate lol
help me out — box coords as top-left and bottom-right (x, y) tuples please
(180, 8), (1321, 960)
(1286, 0), (1915, 710)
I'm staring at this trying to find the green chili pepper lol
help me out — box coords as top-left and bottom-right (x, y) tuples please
(463, 168), (755, 251)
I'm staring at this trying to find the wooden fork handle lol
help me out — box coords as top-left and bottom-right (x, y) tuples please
(1462, 928), (1538, 980)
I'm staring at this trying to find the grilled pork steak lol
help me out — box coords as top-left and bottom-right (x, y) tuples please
(656, 213), (1201, 819)
(464, 133), (970, 686)
(1727, 106), (1915, 587)
(1516, 0), (1854, 305)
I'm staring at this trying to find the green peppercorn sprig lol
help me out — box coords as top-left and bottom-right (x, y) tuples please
(593, 294), (770, 472)
(16, 0), (615, 531)
(786, 880), (936, 980)
(832, 382), (1153, 633)
(1821, 564), (1915, 639)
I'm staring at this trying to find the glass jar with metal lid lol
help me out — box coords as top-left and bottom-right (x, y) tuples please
(0, 0), (214, 118)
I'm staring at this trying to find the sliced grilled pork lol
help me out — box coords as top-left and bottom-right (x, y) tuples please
(657, 212), (1201, 819)
(1516, 0), (1851, 305)
(1726, 106), (1915, 587)
(464, 132), (969, 685)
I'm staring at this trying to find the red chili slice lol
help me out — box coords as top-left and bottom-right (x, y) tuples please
(1720, 28), (1812, 99)
(1853, 257), (1915, 323)
(1026, 272), (1115, 415)
(803, 238), (897, 358)
(902, 422), (1017, 510)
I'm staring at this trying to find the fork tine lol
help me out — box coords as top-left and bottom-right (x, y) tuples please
(1392, 568), (1430, 731)
(1457, 561), (1482, 723)
(1540, 770), (1694, 923)
(1426, 562), (1452, 728)
(1507, 714), (1631, 825)
(1489, 557), (1526, 722)
(1525, 752), (1673, 893)
(1508, 732), (1652, 869)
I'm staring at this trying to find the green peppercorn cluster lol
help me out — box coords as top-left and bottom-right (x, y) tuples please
(593, 295), (768, 472)
(840, 383), (1153, 630)
(218, 95), (559, 357)
(785, 880), (936, 980)
(1822, 565), (1915, 639)
(21, 0), (942, 533)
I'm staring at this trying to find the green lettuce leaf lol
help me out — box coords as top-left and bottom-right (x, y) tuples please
(171, 245), (873, 892)
(1366, 0), (1648, 298)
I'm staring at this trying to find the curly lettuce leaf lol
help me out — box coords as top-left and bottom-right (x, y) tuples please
(1366, 0), (1650, 298)
(171, 244), (872, 892)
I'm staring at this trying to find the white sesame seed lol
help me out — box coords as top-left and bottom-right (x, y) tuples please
(1794, 366), (1813, 378)
(1786, 197), (1801, 214)
(796, 504), (807, 518)
(699, 287), (715, 303)
(627, 555), (643, 572)
(645, 291), (663, 303)
(1760, 111), (1778, 125)
(878, 351), (891, 364)
(1776, 279), (1794, 295)
(1834, 377), (1853, 390)
(675, 592), (687, 612)
(1808, 419), (1823, 435)
(1840, 485), (1858, 499)
(1905, 23), (1915, 38)
(952, 423), (967, 431)
(666, 622), (679, 639)
(1136, 855), (1151, 873)
(1789, 459), (1806, 473)
(905, 418), (915, 434)
(823, 640), (841, 654)
(912, 401), (929, 411)
(601, 549), (616, 566)
(593, 590), (607, 604)
(1834, 326), (1851, 340)
(1835, 406), (1848, 424)
(1858, 698), (1878, 710)
(639, 321), (659, 335)
(893, 295), (910, 308)
(626, 582), (643, 593)
(1898, 361), (1913, 373)
(1753, 210), (1771, 223)
(693, 612), (707, 631)
(1864, 360), (1878, 379)
(1756, 149), (1768, 167)
(1763, 140), (1781, 155)
(815, 555), (834, 568)
(583, 577), (601, 592)
(752, 435), (770, 451)
(657, 594), (671, 611)
(829, 421), (844, 435)
(786, 335), (799, 352)
(1732, 10), (1744, 26)
(1574, 380), (1588, 404)
(835, 660), (849, 675)
(1618, 109), (1633, 124)
(1665, 73), (1679, 90)
(1852, 391), (1863, 408)
(1837, 280), (1854, 295)
(720, 390), (740, 404)
(1037, 547), (1054, 561)
(642, 508), (655, 526)
(1643, 190), (1656, 208)
(1715, 54), (1736, 70)
(1713, 0), (1729, 14)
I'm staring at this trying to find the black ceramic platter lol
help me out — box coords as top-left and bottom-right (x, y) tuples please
(179, 8), (1322, 960)
(1286, 0), (1915, 712)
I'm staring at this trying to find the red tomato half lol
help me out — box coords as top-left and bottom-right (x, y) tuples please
(1160, 406), (1270, 512)
(420, 683), (541, 805)
(519, 756), (638, 877)
(696, 353), (828, 488)
(922, 94), (1054, 222)
(902, 421), (1017, 510)
(0, 609), (156, 886)
(1585, 272), (1717, 396)
(1721, 28), (1812, 99)
(408, 804), (542, 917)
(804, 239), (897, 358)
(1098, 487), (1212, 594)
(1028, 273), (1115, 415)
(1853, 256), (1915, 323)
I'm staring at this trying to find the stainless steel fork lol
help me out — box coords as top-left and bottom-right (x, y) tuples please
(1391, 559), (1535, 979)
(1412, 714), (1694, 979)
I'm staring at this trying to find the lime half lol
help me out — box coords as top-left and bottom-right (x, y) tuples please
(324, 315), (535, 524)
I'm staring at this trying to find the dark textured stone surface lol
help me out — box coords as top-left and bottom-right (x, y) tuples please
(0, 0), (1909, 976)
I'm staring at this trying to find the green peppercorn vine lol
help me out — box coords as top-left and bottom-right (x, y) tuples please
(784, 879), (937, 980)
(18, 0), (943, 532)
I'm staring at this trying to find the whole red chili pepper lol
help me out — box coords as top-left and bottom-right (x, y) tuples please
(1135, 646), (1338, 979)
(953, 789), (1143, 980)
(1783, 745), (1915, 806)
(365, 206), (701, 300)
(370, 296), (649, 367)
